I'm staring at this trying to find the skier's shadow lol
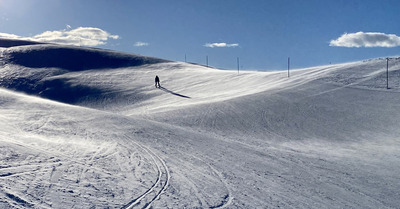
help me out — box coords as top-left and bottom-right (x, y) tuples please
(159, 86), (191, 99)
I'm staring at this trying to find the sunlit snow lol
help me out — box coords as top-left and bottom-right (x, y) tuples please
(1, 38), (400, 208)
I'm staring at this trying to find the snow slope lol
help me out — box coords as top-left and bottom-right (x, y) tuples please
(1, 39), (400, 208)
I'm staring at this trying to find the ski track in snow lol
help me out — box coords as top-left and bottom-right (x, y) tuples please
(168, 147), (234, 209)
(187, 153), (233, 209)
(121, 135), (170, 209)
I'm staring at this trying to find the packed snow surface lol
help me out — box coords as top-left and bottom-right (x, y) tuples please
(1, 39), (400, 208)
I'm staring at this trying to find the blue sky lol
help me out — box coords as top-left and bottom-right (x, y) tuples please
(1, 0), (400, 70)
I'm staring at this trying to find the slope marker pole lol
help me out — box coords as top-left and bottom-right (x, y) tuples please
(288, 57), (290, 78)
(386, 58), (389, 89)
(237, 57), (240, 74)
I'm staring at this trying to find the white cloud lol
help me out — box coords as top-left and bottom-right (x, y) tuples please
(330, 32), (400, 48)
(204, 42), (239, 48)
(0, 27), (119, 47)
(134, 42), (149, 47)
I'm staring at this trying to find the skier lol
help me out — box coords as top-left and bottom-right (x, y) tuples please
(155, 75), (160, 88)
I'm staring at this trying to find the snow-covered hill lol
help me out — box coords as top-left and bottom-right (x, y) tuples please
(1, 39), (400, 208)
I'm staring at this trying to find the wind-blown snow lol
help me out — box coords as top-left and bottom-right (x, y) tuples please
(1, 39), (400, 208)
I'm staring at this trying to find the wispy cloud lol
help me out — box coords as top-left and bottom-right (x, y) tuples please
(134, 41), (149, 47)
(0, 27), (119, 47)
(330, 32), (400, 48)
(204, 42), (239, 48)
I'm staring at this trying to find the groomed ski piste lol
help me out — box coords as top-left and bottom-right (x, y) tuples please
(0, 38), (400, 208)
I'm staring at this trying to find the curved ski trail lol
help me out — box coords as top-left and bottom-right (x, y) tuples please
(122, 136), (170, 209)
(176, 149), (233, 209)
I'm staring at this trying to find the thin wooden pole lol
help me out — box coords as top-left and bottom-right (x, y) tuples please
(237, 57), (240, 74)
(288, 57), (290, 78)
(387, 58), (389, 89)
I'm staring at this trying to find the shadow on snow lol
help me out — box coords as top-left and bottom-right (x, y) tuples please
(159, 86), (191, 99)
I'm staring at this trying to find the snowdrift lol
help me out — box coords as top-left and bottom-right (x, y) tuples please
(3, 44), (168, 71)
(1, 39), (400, 208)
